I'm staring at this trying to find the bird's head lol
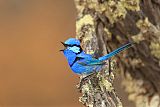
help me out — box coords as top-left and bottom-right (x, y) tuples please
(60, 38), (82, 54)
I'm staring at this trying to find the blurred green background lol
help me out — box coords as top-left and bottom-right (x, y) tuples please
(0, 0), (134, 107)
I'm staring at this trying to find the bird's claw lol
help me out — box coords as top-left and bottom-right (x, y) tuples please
(77, 72), (96, 90)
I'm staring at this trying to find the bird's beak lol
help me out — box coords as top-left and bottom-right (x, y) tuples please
(60, 42), (67, 52)
(61, 42), (67, 47)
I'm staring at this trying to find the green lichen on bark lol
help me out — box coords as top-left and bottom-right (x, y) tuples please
(122, 73), (160, 107)
(75, 0), (160, 107)
(75, 0), (124, 106)
(134, 17), (160, 60)
(149, 27), (160, 60)
(121, 0), (140, 11)
(123, 16), (160, 107)
(150, 42), (160, 59)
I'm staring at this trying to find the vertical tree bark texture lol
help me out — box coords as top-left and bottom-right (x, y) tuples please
(74, 0), (160, 107)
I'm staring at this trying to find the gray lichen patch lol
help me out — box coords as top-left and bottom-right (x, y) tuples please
(122, 72), (160, 107)
(149, 27), (160, 60)
(149, 25), (160, 60)
(136, 18), (151, 33)
(76, 14), (94, 38)
(103, 1), (127, 24)
(149, 95), (160, 107)
(121, 0), (140, 11)
(150, 40), (160, 59)
(131, 18), (150, 43)
(76, 0), (127, 24)
(76, 14), (94, 34)
(122, 73), (148, 107)
(135, 18), (160, 60)
(81, 83), (92, 94)
(131, 33), (145, 43)
(79, 82), (94, 107)
(129, 58), (145, 67)
(76, 0), (141, 24)
(76, 14), (97, 54)
(99, 77), (114, 92)
(122, 73), (146, 95)
(116, 35), (124, 43)
(104, 28), (112, 41)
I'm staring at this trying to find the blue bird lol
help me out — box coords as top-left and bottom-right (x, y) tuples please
(60, 38), (133, 75)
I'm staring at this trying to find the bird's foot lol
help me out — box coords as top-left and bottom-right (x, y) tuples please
(77, 73), (96, 90)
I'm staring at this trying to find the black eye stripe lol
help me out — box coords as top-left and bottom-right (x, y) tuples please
(67, 44), (80, 47)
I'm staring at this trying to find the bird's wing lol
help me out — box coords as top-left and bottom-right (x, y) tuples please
(76, 51), (92, 58)
(76, 51), (105, 66)
(77, 57), (105, 66)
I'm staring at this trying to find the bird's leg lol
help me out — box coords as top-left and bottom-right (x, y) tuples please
(77, 72), (96, 89)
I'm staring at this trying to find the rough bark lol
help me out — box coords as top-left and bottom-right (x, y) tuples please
(74, 0), (160, 107)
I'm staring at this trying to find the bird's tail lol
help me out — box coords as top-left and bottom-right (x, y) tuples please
(98, 42), (134, 61)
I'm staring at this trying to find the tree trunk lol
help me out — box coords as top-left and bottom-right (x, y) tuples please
(74, 0), (160, 107)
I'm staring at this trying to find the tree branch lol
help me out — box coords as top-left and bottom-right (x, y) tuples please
(74, 0), (123, 107)
(74, 0), (160, 107)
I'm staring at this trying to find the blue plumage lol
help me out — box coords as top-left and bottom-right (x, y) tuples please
(61, 38), (133, 74)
